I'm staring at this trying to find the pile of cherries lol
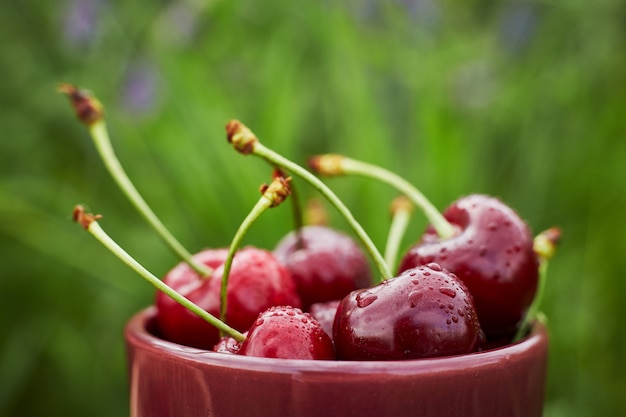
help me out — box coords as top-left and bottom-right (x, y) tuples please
(62, 85), (556, 362)
(156, 194), (537, 361)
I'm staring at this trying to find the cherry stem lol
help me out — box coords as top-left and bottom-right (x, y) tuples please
(275, 169), (306, 250)
(513, 227), (561, 342)
(384, 196), (414, 273)
(59, 84), (212, 278)
(72, 205), (245, 342)
(309, 154), (456, 240)
(226, 121), (392, 280)
(219, 176), (292, 332)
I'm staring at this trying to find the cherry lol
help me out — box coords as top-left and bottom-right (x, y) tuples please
(333, 263), (483, 360)
(210, 247), (302, 331)
(239, 306), (335, 360)
(308, 299), (341, 338)
(155, 246), (301, 350)
(155, 248), (229, 349)
(398, 194), (539, 336)
(274, 225), (372, 310)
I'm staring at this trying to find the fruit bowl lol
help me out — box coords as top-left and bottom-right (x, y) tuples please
(125, 307), (548, 417)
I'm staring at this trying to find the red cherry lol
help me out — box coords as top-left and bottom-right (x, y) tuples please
(274, 225), (372, 310)
(239, 306), (336, 360)
(308, 299), (341, 338)
(333, 264), (483, 360)
(209, 247), (302, 332)
(155, 247), (301, 350)
(155, 248), (228, 349)
(398, 194), (539, 336)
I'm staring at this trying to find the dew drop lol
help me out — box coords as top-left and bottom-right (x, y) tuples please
(356, 291), (378, 308)
(411, 279), (420, 285)
(487, 222), (498, 231)
(457, 309), (465, 317)
(427, 263), (443, 271)
(423, 271), (431, 276)
(451, 315), (459, 323)
(439, 287), (457, 298)
(479, 245), (488, 256)
(255, 318), (265, 326)
(446, 319), (452, 324)
(408, 291), (424, 308)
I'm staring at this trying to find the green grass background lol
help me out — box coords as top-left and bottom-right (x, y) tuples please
(1, 1), (625, 416)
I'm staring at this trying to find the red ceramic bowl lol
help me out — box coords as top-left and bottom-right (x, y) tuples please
(125, 307), (548, 417)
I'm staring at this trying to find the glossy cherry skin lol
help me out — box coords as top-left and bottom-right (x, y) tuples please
(333, 264), (483, 360)
(398, 194), (539, 336)
(239, 306), (336, 360)
(155, 248), (228, 349)
(209, 247), (302, 331)
(274, 225), (372, 310)
(155, 247), (301, 350)
(308, 299), (341, 338)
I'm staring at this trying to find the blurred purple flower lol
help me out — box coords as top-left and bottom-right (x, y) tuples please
(62, 0), (103, 47)
(398, 0), (440, 28)
(121, 60), (158, 115)
(499, 2), (538, 52)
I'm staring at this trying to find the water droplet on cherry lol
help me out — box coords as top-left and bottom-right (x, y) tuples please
(356, 291), (378, 308)
(427, 263), (443, 271)
(407, 290), (423, 308)
(439, 287), (457, 298)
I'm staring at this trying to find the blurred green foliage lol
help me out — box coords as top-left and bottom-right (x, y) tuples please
(1, 0), (625, 416)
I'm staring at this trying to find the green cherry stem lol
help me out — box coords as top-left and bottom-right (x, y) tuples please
(513, 227), (561, 342)
(309, 154), (456, 240)
(59, 84), (212, 278)
(72, 205), (245, 342)
(226, 120), (392, 281)
(219, 176), (292, 329)
(384, 196), (414, 273)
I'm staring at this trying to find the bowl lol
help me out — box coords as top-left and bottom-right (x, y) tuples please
(125, 307), (548, 417)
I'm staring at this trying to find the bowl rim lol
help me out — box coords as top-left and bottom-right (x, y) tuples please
(125, 306), (548, 375)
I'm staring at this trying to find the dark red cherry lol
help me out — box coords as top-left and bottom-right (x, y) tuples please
(209, 247), (302, 332)
(155, 248), (228, 349)
(273, 225), (372, 310)
(239, 306), (336, 360)
(308, 299), (341, 338)
(333, 263), (483, 360)
(398, 194), (539, 336)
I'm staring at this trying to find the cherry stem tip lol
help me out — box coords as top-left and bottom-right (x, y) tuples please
(58, 83), (104, 126)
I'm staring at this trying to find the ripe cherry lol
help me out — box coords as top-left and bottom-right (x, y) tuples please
(239, 306), (335, 360)
(155, 246), (301, 350)
(155, 248), (228, 349)
(333, 263), (483, 360)
(308, 299), (341, 338)
(209, 247), (302, 332)
(274, 225), (372, 310)
(398, 194), (539, 336)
